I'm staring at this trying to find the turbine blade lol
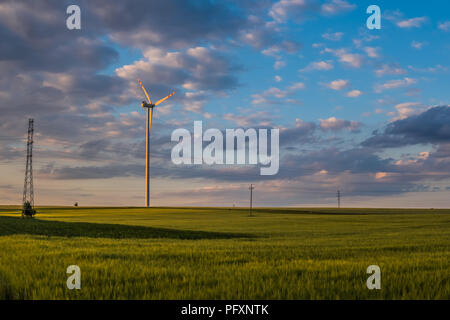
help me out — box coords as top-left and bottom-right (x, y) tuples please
(138, 79), (151, 104)
(155, 91), (176, 106)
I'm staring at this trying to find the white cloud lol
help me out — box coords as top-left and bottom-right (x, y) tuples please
(299, 60), (333, 72)
(269, 0), (311, 23)
(322, 32), (344, 41)
(346, 90), (362, 97)
(326, 79), (349, 90)
(275, 75), (282, 82)
(374, 77), (417, 93)
(438, 21), (450, 31)
(392, 102), (424, 120)
(274, 60), (286, 70)
(397, 17), (427, 28)
(411, 41), (427, 49)
(375, 64), (407, 77)
(408, 64), (447, 73)
(323, 48), (363, 68)
(252, 82), (304, 105)
(319, 117), (361, 132)
(289, 82), (305, 90)
(321, 0), (356, 15)
(364, 46), (379, 58)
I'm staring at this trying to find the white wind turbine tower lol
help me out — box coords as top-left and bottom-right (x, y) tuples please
(138, 79), (175, 207)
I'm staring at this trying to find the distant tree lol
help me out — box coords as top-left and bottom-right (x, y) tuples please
(74, 202), (78, 207)
(22, 201), (36, 218)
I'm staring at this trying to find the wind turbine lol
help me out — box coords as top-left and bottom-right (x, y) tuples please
(138, 79), (175, 207)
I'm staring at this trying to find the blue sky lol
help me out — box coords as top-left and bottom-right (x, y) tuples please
(0, 0), (449, 207)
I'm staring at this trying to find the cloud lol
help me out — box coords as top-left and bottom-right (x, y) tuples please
(319, 117), (362, 132)
(364, 46), (379, 58)
(346, 90), (362, 97)
(411, 41), (427, 49)
(289, 82), (305, 90)
(375, 64), (407, 77)
(321, 0), (356, 15)
(88, 0), (245, 49)
(274, 60), (286, 70)
(397, 17), (427, 28)
(322, 32), (344, 41)
(274, 75), (282, 82)
(252, 82), (304, 105)
(261, 41), (302, 58)
(362, 106), (450, 148)
(323, 48), (363, 68)
(299, 60), (333, 72)
(223, 111), (274, 127)
(407, 64), (447, 73)
(280, 118), (317, 145)
(326, 79), (349, 90)
(116, 46), (240, 96)
(392, 102), (425, 120)
(374, 77), (417, 93)
(438, 21), (450, 31)
(269, 0), (317, 23)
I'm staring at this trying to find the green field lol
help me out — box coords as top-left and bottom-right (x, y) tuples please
(0, 206), (449, 299)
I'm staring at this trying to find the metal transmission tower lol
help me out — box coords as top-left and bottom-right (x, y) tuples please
(337, 189), (341, 208)
(22, 119), (35, 217)
(249, 184), (255, 216)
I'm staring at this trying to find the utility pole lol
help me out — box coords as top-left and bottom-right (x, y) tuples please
(22, 119), (35, 217)
(337, 189), (341, 208)
(249, 184), (254, 216)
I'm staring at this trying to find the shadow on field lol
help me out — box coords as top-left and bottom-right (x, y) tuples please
(0, 216), (253, 240)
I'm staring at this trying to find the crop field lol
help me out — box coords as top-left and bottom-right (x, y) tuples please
(0, 206), (449, 299)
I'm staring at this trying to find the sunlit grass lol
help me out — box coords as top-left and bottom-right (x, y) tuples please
(0, 206), (448, 299)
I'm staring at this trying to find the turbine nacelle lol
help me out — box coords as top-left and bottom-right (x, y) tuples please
(141, 101), (155, 108)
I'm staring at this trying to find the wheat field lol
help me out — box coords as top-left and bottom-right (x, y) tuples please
(0, 206), (448, 299)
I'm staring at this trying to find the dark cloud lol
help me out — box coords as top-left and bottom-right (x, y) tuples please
(83, 0), (246, 49)
(41, 163), (144, 180)
(362, 106), (450, 148)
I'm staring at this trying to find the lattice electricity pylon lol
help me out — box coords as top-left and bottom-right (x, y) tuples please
(22, 118), (35, 217)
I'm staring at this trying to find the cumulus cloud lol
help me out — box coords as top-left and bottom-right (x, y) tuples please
(375, 64), (407, 77)
(362, 106), (450, 148)
(88, 0), (245, 49)
(346, 90), (362, 97)
(322, 32), (344, 41)
(252, 82), (304, 105)
(364, 46), (379, 58)
(374, 77), (417, 93)
(319, 117), (362, 132)
(323, 48), (363, 68)
(269, 0), (317, 23)
(326, 79), (349, 90)
(411, 41), (427, 49)
(115, 46), (240, 106)
(223, 111), (274, 127)
(438, 21), (450, 31)
(397, 17), (427, 28)
(299, 60), (333, 72)
(321, 0), (356, 15)
(274, 60), (286, 70)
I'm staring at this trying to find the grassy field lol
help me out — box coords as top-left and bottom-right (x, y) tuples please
(0, 206), (449, 299)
